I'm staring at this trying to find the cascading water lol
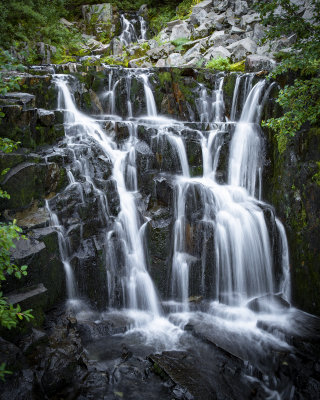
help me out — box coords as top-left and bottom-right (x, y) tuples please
(44, 67), (317, 398)
(51, 73), (161, 317)
(119, 14), (148, 45)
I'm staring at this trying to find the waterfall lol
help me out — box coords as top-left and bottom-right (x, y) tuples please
(139, 16), (147, 40)
(228, 80), (266, 196)
(51, 68), (291, 320)
(119, 14), (138, 46)
(53, 74), (161, 316)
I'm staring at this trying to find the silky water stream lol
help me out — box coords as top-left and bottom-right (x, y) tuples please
(45, 68), (319, 399)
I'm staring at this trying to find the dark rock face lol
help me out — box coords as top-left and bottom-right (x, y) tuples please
(263, 124), (320, 316)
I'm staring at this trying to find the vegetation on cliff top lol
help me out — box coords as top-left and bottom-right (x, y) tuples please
(256, 0), (320, 153)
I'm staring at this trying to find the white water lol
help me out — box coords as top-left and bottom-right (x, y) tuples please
(52, 73), (160, 317)
(50, 70), (297, 388)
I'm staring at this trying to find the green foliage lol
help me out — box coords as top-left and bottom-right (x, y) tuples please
(0, 138), (33, 379)
(312, 161), (320, 186)
(229, 60), (245, 72)
(256, 0), (320, 153)
(0, 50), (26, 105)
(171, 37), (190, 52)
(0, 0), (84, 64)
(206, 57), (245, 71)
(176, 0), (201, 19)
(206, 57), (231, 71)
(149, 6), (176, 34)
(0, 362), (12, 381)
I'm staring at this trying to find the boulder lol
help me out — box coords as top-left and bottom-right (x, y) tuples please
(204, 46), (231, 61)
(227, 37), (257, 62)
(234, 0), (248, 16)
(182, 43), (202, 64)
(170, 21), (191, 41)
(193, 0), (213, 13)
(110, 38), (123, 56)
(155, 58), (167, 67)
(245, 54), (276, 72)
(167, 19), (185, 31)
(213, 0), (229, 12)
(167, 53), (184, 67)
(147, 43), (175, 61)
(0, 162), (66, 210)
(193, 21), (215, 39)
(208, 30), (228, 47)
(37, 109), (55, 127)
(230, 26), (245, 34)
(240, 13), (261, 28)
(190, 8), (208, 25)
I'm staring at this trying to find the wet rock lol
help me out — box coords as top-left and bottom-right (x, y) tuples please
(6, 283), (48, 313)
(1, 161), (66, 211)
(37, 108), (55, 126)
(147, 207), (173, 296)
(0, 92), (35, 110)
(247, 294), (290, 313)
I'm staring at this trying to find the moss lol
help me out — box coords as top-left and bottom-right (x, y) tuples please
(229, 59), (245, 72)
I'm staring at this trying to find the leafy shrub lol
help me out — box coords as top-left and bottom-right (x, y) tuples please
(255, 0), (320, 153)
(206, 57), (231, 71)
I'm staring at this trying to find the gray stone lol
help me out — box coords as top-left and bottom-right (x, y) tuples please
(167, 19), (185, 31)
(110, 38), (123, 56)
(234, 0), (248, 16)
(148, 39), (159, 49)
(141, 61), (153, 68)
(6, 283), (48, 305)
(204, 45), (231, 61)
(147, 43), (175, 61)
(208, 30), (228, 46)
(240, 13), (261, 28)
(227, 37), (257, 61)
(155, 59), (167, 67)
(138, 4), (148, 17)
(193, 21), (214, 39)
(82, 3), (113, 24)
(230, 26), (245, 34)
(170, 21), (191, 41)
(182, 43), (202, 64)
(167, 53), (184, 67)
(190, 9), (208, 25)
(253, 23), (265, 41)
(213, 0), (229, 12)
(59, 18), (74, 27)
(192, 0), (213, 13)
(128, 57), (148, 68)
(245, 54), (276, 72)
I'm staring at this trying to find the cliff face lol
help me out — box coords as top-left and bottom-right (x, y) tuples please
(264, 124), (320, 316)
(0, 65), (319, 317)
